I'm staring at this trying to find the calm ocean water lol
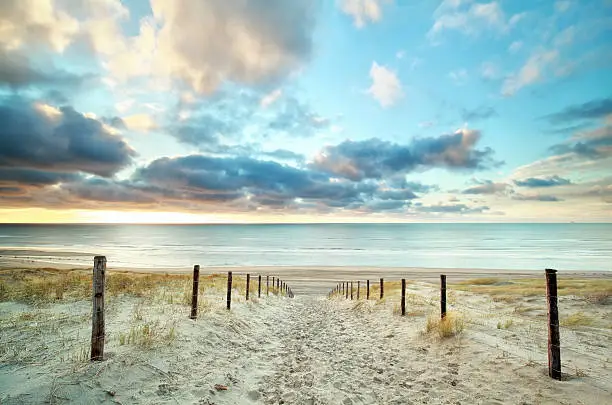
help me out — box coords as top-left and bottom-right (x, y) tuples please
(0, 223), (610, 271)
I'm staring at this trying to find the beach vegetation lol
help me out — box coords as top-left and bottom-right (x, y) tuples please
(497, 319), (513, 329)
(426, 311), (465, 338)
(560, 312), (595, 328)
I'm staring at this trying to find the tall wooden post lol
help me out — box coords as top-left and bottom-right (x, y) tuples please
(367, 279), (370, 300)
(272, 276), (275, 293)
(226, 271), (233, 310)
(440, 274), (447, 319)
(380, 278), (384, 299)
(546, 269), (561, 380)
(246, 273), (250, 300)
(350, 281), (353, 300)
(190, 265), (200, 320)
(258, 275), (262, 298)
(266, 275), (269, 296)
(357, 281), (360, 299)
(401, 278), (406, 316)
(345, 282), (349, 299)
(91, 256), (106, 361)
(342, 282), (344, 295)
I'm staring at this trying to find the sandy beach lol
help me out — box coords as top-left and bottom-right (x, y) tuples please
(1, 261), (611, 404)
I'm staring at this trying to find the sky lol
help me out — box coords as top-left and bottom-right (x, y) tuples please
(0, 0), (611, 223)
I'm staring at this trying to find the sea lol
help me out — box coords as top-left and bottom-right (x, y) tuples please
(0, 223), (610, 272)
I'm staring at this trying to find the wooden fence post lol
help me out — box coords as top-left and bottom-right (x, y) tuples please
(546, 269), (561, 380)
(190, 265), (200, 320)
(345, 282), (349, 299)
(350, 281), (353, 300)
(226, 271), (232, 310)
(357, 281), (360, 299)
(258, 275), (262, 298)
(266, 275), (269, 296)
(246, 273), (250, 300)
(401, 278), (406, 316)
(342, 282), (344, 295)
(91, 256), (106, 361)
(272, 276), (275, 293)
(380, 278), (384, 299)
(440, 274), (447, 319)
(367, 279), (370, 300)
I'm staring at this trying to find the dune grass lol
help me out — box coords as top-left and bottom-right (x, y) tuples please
(426, 311), (465, 338)
(0, 268), (232, 304)
(453, 277), (612, 302)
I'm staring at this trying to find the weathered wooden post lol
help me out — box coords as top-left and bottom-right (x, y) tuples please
(246, 273), (250, 300)
(546, 269), (561, 380)
(380, 278), (384, 299)
(91, 256), (106, 361)
(401, 278), (406, 316)
(190, 265), (200, 320)
(345, 282), (349, 299)
(272, 276), (275, 293)
(357, 281), (360, 299)
(226, 271), (233, 310)
(342, 282), (344, 295)
(367, 279), (370, 300)
(266, 275), (269, 296)
(440, 274), (447, 319)
(258, 275), (262, 298)
(350, 281), (353, 300)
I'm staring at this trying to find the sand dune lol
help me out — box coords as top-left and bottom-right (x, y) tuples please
(1, 268), (611, 404)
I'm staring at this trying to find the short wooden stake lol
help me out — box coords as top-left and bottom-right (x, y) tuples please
(91, 256), (106, 361)
(226, 271), (233, 310)
(266, 275), (269, 296)
(357, 281), (360, 299)
(272, 276), (275, 293)
(350, 281), (353, 300)
(401, 278), (406, 316)
(246, 273), (250, 300)
(367, 279), (370, 300)
(546, 268), (561, 380)
(190, 265), (200, 320)
(380, 278), (384, 299)
(440, 274), (447, 319)
(345, 282), (349, 299)
(258, 275), (262, 298)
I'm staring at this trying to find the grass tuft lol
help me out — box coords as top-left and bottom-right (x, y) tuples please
(560, 312), (595, 328)
(426, 311), (465, 338)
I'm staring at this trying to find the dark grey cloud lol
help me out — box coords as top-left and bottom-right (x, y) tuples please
(0, 96), (136, 177)
(461, 106), (497, 122)
(0, 50), (91, 89)
(549, 126), (612, 159)
(0, 168), (80, 186)
(312, 129), (500, 181)
(462, 180), (509, 195)
(545, 97), (612, 123)
(512, 194), (563, 202)
(514, 175), (571, 188)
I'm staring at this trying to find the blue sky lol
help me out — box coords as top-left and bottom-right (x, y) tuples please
(0, 0), (611, 223)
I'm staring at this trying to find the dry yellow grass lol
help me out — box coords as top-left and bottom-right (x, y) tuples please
(426, 311), (465, 337)
(0, 268), (230, 304)
(453, 277), (612, 301)
(560, 312), (595, 328)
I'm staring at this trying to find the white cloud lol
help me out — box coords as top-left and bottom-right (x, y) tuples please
(480, 61), (499, 80)
(501, 49), (559, 96)
(448, 69), (468, 85)
(0, 0), (79, 52)
(260, 89), (283, 108)
(103, 0), (316, 94)
(367, 62), (403, 107)
(508, 41), (523, 53)
(339, 0), (390, 28)
(122, 114), (158, 132)
(555, 1), (572, 13)
(429, 1), (524, 39)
